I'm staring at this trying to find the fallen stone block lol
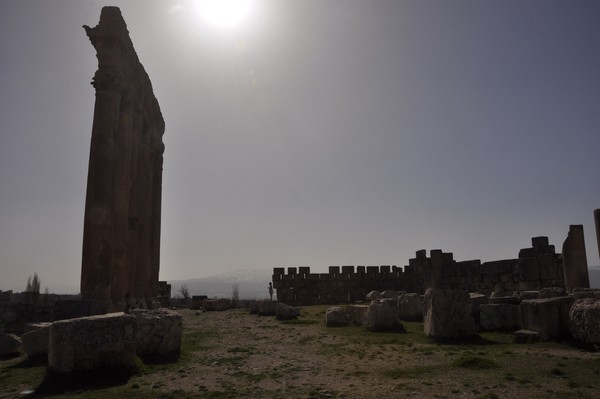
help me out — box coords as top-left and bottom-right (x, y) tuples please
(572, 288), (600, 300)
(569, 298), (600, 345)
(131, 308), (182, 360)
(397, 293), (423, 321)
(276, 303), (299, 320)
(424, 288), (476, 339)
(366, 291), (381, 301)
(48, 312), (136, 373)
(520, 297), (573, 340)
(539, 287), (566, 298)
(0, 332), (22, 357)
(469, 293), (488, 324)
(480, 304), (520, 331)
(257, 300), (277, 316)
(366, 299), (405, 332)
(21, 322), (51, 358)
(325, 307), (350, 327)
(345, 305), (368, 325)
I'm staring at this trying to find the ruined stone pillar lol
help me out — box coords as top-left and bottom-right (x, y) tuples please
(562, 225), (590, 291)
(594, 209), (600, 261)
(81, 7), (165, 312)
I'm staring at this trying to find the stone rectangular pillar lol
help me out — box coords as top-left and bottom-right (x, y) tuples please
(562, 225), (590, 291)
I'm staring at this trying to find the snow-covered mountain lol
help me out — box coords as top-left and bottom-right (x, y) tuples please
(168, 269), (274, 299)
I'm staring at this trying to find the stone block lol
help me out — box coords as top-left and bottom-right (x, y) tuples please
(480, 304), (521, 331)
(325, 307), (349, 327)
(569, 298), (600, 344)
(345, 305), (368, 325)
(366, 291), (381, 301)
(469, 293), (488, 323)
(257, 300), (278, 316)
(519, 291), (540, 301)
(489, 296), (519, 305)
(572, 288), (600, 300)
(424, 288), (476, 339)
(131, 308), (182, 360)
(21, 322), (51, 358)
(520, 297), (574, 340)
(539, 287), (566, 298)
(276, 303), (299, 320)
(365, 299), (405, 332)
(0, 332), (22, 357)
(48, 312), (136, 373)
(397, 293), (423, 321)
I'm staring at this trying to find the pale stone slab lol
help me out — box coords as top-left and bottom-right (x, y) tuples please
(424, 288), (477, 339)
(48, 312), (136, 373)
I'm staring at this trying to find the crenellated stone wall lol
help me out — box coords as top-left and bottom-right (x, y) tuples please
(273, 236), (574, 306)
(80, 7), (165, 313)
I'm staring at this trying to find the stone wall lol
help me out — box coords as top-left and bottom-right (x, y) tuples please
(80, 7), (165, 313)
(273, 236), (569, 306)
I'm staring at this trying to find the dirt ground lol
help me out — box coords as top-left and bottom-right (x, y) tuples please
(138, 307), (600, 399)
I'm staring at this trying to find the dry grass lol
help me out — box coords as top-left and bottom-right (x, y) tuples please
(1, 306), (600, 398)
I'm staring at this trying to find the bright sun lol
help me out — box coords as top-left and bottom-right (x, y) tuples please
(196, 0), (254, 28)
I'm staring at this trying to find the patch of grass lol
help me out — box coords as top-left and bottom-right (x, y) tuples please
(453, 354), (499, 369)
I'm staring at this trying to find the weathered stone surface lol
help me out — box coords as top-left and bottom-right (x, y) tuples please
(572, 288), (600, 300)
(397, 293), (423, 321)
(424, 288), (477, 339)
(469, 293), (488, 324)
(365, 299), (405, 332)
(539, 287), (566, 298)
(366, 291), (381, 301)
(520, 297), (574, 340)
(21, 322), (51, 358)
(81, 6), (165, 311)
(519, 291), (540, 301)
(131, 308), (182, 359)
(381, 290), (398, 299)
(480, 304), (521, 331)
(569, 298), (600, 344)
(345, 305), (368, 325)
(489, 296), (520, 305)
(0, 332), (22, 357)
(276, 303), (299, 320)
(257, 300), (278, 316)
(562, 225), (590, 292)
(326, 307), (349, 327)
(48, 312), (136, 373)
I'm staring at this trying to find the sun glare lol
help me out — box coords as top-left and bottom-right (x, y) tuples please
(197, 0), (254, 28)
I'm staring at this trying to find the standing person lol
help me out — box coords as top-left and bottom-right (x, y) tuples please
(268, 282), (274, 301)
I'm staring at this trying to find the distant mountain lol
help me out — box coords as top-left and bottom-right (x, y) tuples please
(168, 269), (274, 300)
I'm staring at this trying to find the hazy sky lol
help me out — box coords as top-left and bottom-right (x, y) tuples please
(1, 0), (599, 293)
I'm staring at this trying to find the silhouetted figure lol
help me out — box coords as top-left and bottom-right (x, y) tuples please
(268, 282), (274, 301)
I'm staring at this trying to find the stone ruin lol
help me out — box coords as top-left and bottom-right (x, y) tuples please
(273, 229), (590, 307)
(0, 7), (182, 374)
(316, 220), (600, 344)
(80, 6), (165, 313)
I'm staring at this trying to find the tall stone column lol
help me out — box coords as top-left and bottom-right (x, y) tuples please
(82, 7), (165, 312)
(80, 70), (122, 311)
(594, 209), (600, 260)
(562, 225), (590, 291)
